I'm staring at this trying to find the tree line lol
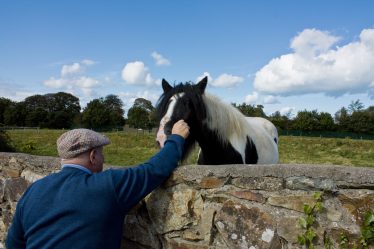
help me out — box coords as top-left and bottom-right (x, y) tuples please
(0, 92), (373, 135)
(0, 92), (156, 130)
(232, 100), (373, 135)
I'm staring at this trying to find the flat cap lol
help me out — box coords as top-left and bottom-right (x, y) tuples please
(57, 129), (110, 159)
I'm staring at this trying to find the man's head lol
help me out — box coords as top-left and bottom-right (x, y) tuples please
(57, 129), (110, 173)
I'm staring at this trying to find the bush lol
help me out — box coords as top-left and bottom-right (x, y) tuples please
(0, 130), (14, 152)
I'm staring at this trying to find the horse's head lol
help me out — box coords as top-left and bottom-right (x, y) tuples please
(155, 77), (208, 157)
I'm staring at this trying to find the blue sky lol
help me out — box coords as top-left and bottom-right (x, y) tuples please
(1, 0), (373, 117)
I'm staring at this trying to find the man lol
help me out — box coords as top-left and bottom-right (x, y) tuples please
(6, 120), (190, 249)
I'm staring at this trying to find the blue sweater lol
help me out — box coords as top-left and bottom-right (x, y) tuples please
(6, 135), (185, 249)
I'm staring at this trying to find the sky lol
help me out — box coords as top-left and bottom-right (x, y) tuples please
(1, 0), (374, 117)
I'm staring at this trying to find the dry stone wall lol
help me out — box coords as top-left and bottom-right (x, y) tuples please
(0, 152), (373, 249)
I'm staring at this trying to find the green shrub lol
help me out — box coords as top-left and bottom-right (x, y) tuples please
(0, 130), (14, 152)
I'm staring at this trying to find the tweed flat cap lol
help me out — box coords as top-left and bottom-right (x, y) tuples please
(57, 129), (110, 159)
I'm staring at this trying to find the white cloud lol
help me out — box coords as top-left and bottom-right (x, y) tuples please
(44, 77), (67, 88)
(44, 60), (99, 97)
(245, 91), (259, 104)
(263, 95), (279, 104)
(121, 61), (157, 86)
(151, 51), (171, 66)
(44, 76), (98, 89)
(81, 59), (96, 65)
(75, 76), (99, 88)
(290, 29), (341, 57)
(61, 62), (83, 77)
(211, 73), (244, 88)
(254, 28), (374, 98)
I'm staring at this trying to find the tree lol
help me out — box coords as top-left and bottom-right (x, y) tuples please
(335, 107), (351, 132)
(318, 112), (335, 131)
(0, 130), (14, 152)
(349, 107), (374, 134)
(292, 110), (320, 131)
(269, 111), (292, 131)
(0, 97), (14, 125)
(348, 99), (364, 114)
(127, 107), (149, 129)
(10, 92), (82, 129)
(81, 95), (125, 129)
(127, 98), (156, 129)
(104, 95), (125, 127)
(232, 103), (267, 118)
(133, 98), (154, 112)
(4, 102), (27, 126)
(82, 99), (111, 129)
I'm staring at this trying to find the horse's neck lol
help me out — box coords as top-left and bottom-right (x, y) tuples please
(194, 124), (227, 152)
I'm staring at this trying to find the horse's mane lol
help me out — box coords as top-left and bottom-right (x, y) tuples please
(203, 93), (249, 143)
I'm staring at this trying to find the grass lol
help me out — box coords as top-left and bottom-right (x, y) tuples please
(4, 129), (374, 167)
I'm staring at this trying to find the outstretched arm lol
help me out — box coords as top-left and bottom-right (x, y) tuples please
(110, 120), (189, 212)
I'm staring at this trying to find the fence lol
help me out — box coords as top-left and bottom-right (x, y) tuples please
(281, 130), (374, 140)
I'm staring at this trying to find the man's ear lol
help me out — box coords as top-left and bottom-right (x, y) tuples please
(89, 149), (96, 162)
(162, 79), (173, 93)
(196, 76), (208, 94)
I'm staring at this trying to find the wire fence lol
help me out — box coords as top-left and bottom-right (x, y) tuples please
(281, 130), (374, 140)
(2, 126), (374, 140)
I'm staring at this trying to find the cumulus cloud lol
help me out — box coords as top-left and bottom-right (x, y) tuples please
(151, 51), (171, 66)
(44, 76), (98, 90)
(44, 60), (99, 96)
(263, 95), (279, 104)
(245, 92), (259, 104)
(196, 72), (243, 88)
(0, 79), (40, 102)
(121, 61), (157, 86)
(212, 73), (244, 88)
(81, 59), (96, 65)
(254, 28), (374, 99)
(61, 63), (83, 77)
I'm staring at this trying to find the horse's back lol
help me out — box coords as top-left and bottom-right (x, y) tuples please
(245, 117), (278, 143)
(244, 117), (279, 164)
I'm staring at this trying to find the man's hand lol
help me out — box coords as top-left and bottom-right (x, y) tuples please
(172, 120), (190, 139)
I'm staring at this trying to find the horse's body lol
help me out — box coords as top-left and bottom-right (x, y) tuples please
(156, 77), (279, 164)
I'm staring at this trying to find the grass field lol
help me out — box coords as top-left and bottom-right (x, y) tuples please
(5, 129), (374, 167)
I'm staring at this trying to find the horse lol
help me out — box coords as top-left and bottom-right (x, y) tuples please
(155, 76), (279, 165)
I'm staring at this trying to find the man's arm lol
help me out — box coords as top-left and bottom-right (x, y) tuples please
(109, 120), (189, 212)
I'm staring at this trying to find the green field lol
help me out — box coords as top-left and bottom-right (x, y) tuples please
(5, 129), (374, 167)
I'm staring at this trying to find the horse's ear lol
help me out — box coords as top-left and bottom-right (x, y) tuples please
(162, 79), (173, 93)
(196, 76), (208, 93)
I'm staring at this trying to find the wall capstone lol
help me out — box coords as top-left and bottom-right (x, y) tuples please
(0, 152), (373, 249)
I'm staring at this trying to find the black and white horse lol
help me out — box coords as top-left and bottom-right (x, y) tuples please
(156, 76), (279, 164)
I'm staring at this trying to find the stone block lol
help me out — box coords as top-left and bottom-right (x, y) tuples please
(4, 178), (28, 202)
(230, 190), (266, 203)
(214, 200), (278, 248)
(199, 177), (226, 189)
(232, 177), (283, 191)
(286, 176), (336, 191)
(267, 194), (316, 212)
(338, 192), (374, 226)
(146, 184), (203, 234)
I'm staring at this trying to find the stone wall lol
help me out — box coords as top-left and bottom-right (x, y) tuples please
(0, 152), (373, 249)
